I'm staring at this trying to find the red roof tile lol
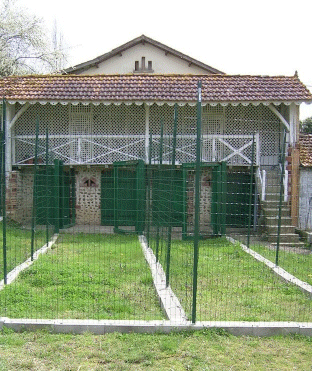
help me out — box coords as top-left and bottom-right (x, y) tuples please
(300, 134), (312, 167)
(0, 74), (311, 104)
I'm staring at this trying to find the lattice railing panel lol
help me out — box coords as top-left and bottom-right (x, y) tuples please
(12, 102), (283, 166)
(224, 105), (282, 166)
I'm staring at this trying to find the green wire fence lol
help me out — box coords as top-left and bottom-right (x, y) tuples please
(0, 91), (311, 324)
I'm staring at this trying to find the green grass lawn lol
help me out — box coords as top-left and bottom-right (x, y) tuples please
(1, 229), (311, 323)
(168, 237), (312, 322)
(250, 243), (312, 285)
(0, 233), (164, 320)
(0, 221), (48, 278)
(0, 329), (311, 370)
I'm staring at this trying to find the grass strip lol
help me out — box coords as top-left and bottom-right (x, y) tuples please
(0, 221), (48, 277)
(169, 237), (312, 322)
(250, 243), (312, 285)
(0, 233), (164, 320)
(0, 328), (311, 370)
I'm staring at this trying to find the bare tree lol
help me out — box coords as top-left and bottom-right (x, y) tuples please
(51, 20), (68, 72)
(0, 0), (67, 76)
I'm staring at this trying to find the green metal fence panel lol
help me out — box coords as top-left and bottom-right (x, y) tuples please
(152, 168), (183, 227)
(35, 167), (54, 225)
(113, 160), (145, 234)
(226, 171), (255, 228)
(101, 168), (114, 225)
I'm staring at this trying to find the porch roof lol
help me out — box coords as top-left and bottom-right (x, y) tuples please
(1, 74), (311, 106)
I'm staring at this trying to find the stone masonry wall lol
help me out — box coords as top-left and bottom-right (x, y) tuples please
(187, 169), (212, 232)
(75, 167), (101, 225)
(7, 169), (33, 225)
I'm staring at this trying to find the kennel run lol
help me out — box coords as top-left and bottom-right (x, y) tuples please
(0, 76), (311, 334)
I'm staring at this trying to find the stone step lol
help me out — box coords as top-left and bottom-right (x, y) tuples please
(266, 224), (296, 234)
(270, 241), (306, 249)
(263, 208), (289, 217)
(264, 193), (284, 201)
(266, 177), (280, 184)
(265, 216), (293, 227)
(267, 233), (301, 243)
(263, 200), (287, 208)
(265, 186), (282, 193)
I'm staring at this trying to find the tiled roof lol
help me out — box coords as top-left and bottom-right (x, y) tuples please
(300, 134), (312, 167)
(0, 74), (311, 104)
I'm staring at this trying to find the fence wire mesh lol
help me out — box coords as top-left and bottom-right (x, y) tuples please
(0, 99), (311, 325)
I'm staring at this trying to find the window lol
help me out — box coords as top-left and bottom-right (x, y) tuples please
(81, 177), (97, 187)
(133, 57), (154, 73)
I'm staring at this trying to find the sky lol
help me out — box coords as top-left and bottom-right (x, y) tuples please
(13, 0), (312, 120)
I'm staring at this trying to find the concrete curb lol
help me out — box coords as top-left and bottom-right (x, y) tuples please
(1, 318), (311, 336)
(138, 235), (188, 323)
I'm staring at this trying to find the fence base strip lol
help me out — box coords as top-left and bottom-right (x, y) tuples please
(226, 236), (312, 296)
(0, 233), (59, 290)
(139, 235), (188, 323)
(1, 318), (311, 336)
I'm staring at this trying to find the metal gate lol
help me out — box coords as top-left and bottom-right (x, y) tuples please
(101, 160), (145, 234)
(35, 160), (75, 231)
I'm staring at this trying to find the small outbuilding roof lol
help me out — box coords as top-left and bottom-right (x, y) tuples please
(300, 134), (312, 167)
(1, 74), (311, 106)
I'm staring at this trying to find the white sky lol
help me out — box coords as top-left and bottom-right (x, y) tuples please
(14, 0), (312, 120)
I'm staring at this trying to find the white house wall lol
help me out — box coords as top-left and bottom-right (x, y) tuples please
(299, 169), (312, 230)
(76, 43), (212, 75)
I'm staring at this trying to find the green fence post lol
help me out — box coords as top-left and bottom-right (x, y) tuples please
(182, 165), (187, 240)
(165, 104), (178, 287)
(221, 161), (227, 236)
(136, 160), (145, 235)
(1, 98), (7, 284)
(59, 160), (64, 229)
(276, 130), (287, 266)
(247, 134), (255, 248)
(31, 118), (40, 260)
(53, 159), (60, 234)
(212, 164), (221, 235)
(113, 165), (118, 232)
(192, 80), (202, 324)
(146, 134), (152, 243)
(45, 128), (49, 246)
(155, 121), (164, 262)
(70, 168), (76, 226)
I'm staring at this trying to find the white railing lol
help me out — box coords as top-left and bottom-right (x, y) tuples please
(284, 169), (288, 203)
(257, 168), (267, 202)
(13, 133), (260, 166)
(150, 134), (260, 165)
(256, 167), (288, 202)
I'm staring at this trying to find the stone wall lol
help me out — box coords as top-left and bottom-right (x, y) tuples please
(186, 169), (212, 233)
(6, 165), (215, 230)
(75, 167), (101, 225)
(7, 169), (33, 225)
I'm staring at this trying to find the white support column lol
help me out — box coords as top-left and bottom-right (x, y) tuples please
(289, 103), (299, 146)
(5, 103), (14, 174)
(255, 132), (260, 166)
(145, 104), (150, 163)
